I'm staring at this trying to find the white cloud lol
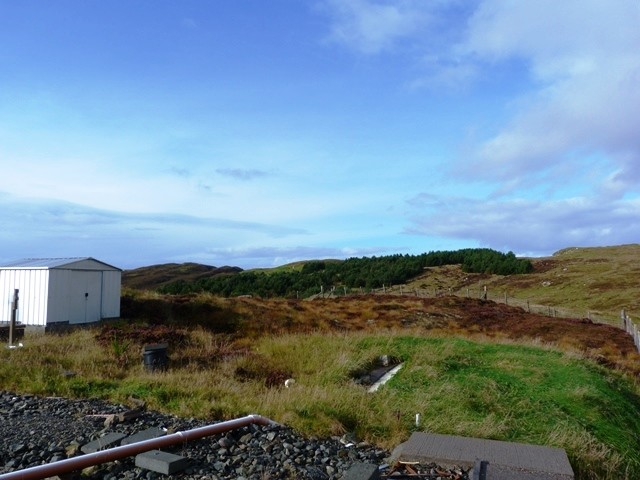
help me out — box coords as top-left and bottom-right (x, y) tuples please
(0, 194), (309, 269)
(197, 245), (387, 268)
(456, 0), (640, 197)
(319, 0), (433, 54)
(406, 193), (640, 256)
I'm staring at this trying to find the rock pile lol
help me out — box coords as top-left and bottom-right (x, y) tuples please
(0, 392), (470, 479)
(0, 391), (388, 479)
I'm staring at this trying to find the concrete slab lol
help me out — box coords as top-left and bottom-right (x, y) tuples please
(135, 450), (189, 475)
(343, 462), (381, 480)
(121, 427), (165, 446)
(398, 433), (573, 480)
(80, 432), (127, 453)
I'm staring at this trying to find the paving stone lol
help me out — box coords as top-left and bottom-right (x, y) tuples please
(80, 433), (127, 453)
(399, 433), (574, 480)
(121, 427), (165, 446)
(135, 450), (189, 475)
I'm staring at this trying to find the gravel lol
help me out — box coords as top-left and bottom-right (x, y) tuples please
(0, 391), (470, 479)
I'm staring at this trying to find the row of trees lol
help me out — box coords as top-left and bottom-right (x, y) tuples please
(159, 248), (533, 298)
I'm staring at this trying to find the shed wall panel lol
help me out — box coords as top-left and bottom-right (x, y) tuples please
(0, 269), (49, 326)
(101, 270), (121, 318)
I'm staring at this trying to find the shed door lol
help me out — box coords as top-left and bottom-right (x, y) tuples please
(68, 271), (102, 324)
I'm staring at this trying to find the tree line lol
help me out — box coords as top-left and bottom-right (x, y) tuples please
(158, 248), (533, 298)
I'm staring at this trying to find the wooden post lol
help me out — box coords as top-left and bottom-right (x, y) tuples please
(9, 289), (19, 346)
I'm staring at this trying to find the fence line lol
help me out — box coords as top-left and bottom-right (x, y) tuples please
(622, 309), (640, 352)
(314, 285), (640, 352)
(315, 285), (624, 327)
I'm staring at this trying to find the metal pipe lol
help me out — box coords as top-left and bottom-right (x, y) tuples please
(0, 414), (277, 480)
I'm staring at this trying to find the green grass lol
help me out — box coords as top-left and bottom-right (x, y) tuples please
(1, 329), (639, 479)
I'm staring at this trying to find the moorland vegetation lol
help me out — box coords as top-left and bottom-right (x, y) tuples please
(2, 245), (640, 480)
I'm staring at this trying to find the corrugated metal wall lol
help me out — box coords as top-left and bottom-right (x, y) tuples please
(0, 269), (49, 326)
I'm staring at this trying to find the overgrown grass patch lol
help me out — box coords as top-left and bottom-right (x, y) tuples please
(1, 329), (639, 479)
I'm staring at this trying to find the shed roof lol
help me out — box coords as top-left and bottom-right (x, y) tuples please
(0, 257), (121, 270)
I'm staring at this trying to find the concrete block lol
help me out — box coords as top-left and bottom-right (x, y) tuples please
(472, 459), (488, 480)
(399, 433), (574, 480)
(80, 432), (127, 453)
(343, 462), (381, 480)
(135, 450), (189, 475)
(121, 427), (165, 445)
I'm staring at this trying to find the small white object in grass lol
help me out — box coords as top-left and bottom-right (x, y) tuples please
(284, 378), (296, 388)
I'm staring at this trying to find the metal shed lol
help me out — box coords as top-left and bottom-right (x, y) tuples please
(0, 257), (121, 327)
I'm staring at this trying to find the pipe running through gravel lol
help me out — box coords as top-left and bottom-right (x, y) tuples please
(0, 414), (277, 480)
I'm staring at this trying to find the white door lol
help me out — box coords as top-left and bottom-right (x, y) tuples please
(68, 271), (102, 324)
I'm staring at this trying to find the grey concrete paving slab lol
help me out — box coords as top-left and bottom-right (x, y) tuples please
(398, 432), (573, 480)
(121, 427), (165, 445)
(80, 432), (127, 453)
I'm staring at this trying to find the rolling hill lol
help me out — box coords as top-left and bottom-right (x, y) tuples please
(122, 244), (639, 321)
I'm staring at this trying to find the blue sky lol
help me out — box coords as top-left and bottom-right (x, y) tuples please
(1, 1), (639, 269)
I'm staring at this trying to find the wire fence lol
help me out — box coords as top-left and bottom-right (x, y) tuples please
(314, 284), (639, 352)
(315, 284), (626, 328)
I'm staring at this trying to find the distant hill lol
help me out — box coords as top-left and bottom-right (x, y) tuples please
(122, 262), (242, 290)
(122, 244), (639, 321)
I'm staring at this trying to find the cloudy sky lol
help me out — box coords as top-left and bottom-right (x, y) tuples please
(1, 1), (638, 269)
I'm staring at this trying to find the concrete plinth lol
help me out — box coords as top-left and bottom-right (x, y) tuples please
(135, 450), (189, 475)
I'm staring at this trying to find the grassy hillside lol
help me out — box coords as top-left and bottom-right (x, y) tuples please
(403, 244), (639, 322)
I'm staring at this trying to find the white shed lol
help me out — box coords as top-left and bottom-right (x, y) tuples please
(0, 257), (121, 327)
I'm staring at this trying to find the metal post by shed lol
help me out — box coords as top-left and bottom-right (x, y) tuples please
(8, 289), (18, 346)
